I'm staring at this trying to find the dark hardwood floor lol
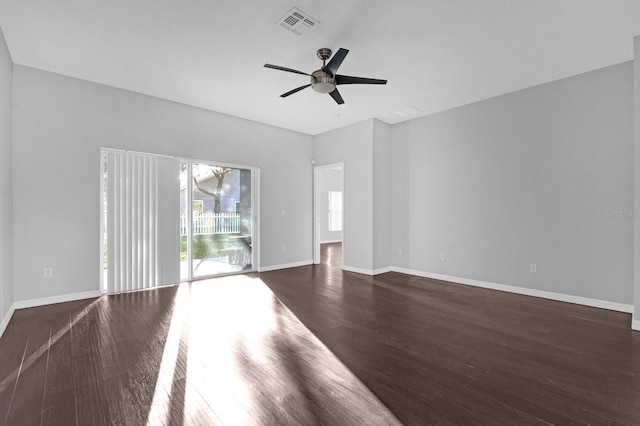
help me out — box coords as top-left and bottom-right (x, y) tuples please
(259, 243), (640, 426)
(0, 271), (399, 425)
(0, 242), (639, 425)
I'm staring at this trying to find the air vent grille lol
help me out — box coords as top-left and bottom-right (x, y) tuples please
(392, 106), (422, 118)
(278, 8), (319, 36)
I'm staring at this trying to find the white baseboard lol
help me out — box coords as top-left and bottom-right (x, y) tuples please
(320, 239), (343, 244)
(259, 260), (313, 273)
(341, 265), (373, 275)
(392, 268), (634, 314)
(373, 267), (393, 275)
(13, 290), (102, 310)
(632, 319), (640, 331)
(342, 265), (393, 276)
(0, 303), (15, 339)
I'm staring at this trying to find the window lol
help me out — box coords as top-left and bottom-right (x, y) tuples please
(328, 191), (343, 232)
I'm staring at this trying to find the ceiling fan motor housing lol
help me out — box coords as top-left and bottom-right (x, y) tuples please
(311, 70), (336, 93)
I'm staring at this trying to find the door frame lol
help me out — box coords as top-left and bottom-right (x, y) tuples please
(180, 158), (260, 281)
(100, 150), (260, 293)
(313, 162), (344, 264)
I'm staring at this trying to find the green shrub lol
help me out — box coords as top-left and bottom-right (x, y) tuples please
(181, 234), (230, 260)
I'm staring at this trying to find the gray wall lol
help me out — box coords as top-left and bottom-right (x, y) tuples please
(319, 167), (343, 243)
(0, 28), (12, 319)
(314, 120), (374, 272)
(391, 123), (411, 270)
(313, 118), (393, 273)
(12, 65), (313, 302)
(2, 49), (636, 316)
(391, 62), (634, 304)
(372, 120), (392, 271)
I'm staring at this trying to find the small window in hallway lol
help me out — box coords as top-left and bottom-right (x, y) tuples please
(328, 190), (343, 231)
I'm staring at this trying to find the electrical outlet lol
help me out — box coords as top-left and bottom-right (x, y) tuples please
(397, 248), (402, 256)
(440, 253), (446, 262)
(43, 267), (53, 278)
(281, 209), (287, 216)
(530, 263), (537, 273)
(282, 245), (286, 252)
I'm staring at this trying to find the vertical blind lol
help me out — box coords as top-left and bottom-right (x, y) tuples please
(106, 151), (159, 293)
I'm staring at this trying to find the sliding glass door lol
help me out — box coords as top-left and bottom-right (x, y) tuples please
(101, 150), (258, 293)
(180, 161), (254, 281)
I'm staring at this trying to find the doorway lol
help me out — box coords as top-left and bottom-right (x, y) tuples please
(313, 163), (344, 265)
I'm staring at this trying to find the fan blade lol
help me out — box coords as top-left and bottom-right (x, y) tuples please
(281, 84), (311, 98)
(336, 74), (387, 85)
(329, 88), (344, 105)
(323, 48), (349, 77)
(264, 64), (310, 76)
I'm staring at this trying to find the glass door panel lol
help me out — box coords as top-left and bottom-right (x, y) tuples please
(180, 161), (253, 280)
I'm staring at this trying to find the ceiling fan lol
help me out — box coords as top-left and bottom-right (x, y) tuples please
(264, 48), (387, 105)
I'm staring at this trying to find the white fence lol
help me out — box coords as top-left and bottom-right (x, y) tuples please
(180, 213), (240, 235)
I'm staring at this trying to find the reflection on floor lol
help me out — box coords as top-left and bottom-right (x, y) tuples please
(0, 264), (400, 425)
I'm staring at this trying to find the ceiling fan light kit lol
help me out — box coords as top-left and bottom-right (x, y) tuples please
(264, 48), (387, 104)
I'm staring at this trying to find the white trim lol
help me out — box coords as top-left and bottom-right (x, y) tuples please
(320, 239), (343, 244)
(341, 265), (393, 276)
(13, 290), (102, 310)
(253, 167), (260, 274)
(342, 265), (374, 275)
(392, 268), (634, 313)
(633, 318), (640, 331)
(259, 260), (313, 273)
(0, 303), (15, 339)
(373, 267), (393, 275)
(99, 150), (106, 293)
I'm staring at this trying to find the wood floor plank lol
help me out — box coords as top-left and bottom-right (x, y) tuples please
(260, 243), (640, 425)
(4, 328), (49, 426)
(0, 334), (27, 423)
(41, 317), (79, 425)
(2, 243), (640, 425)
(71, 303), (112, 426)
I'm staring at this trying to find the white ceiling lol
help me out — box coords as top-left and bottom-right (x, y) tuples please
(1, 0), (640, 135)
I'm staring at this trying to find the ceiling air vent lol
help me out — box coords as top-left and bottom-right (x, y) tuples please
(278, 8), (319, 36)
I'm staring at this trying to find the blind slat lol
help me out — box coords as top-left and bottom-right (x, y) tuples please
(106, 151), (159, 293)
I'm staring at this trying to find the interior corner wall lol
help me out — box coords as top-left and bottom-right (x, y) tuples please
(391, 62), (634, 305)
(314, 119), (374, 272)
(372, 119), (392, 271)
(391, 122), (411, 270)
(12, 65), (313, 303)
(634, 36), (640, 329)
(0, 27), (13, 321)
